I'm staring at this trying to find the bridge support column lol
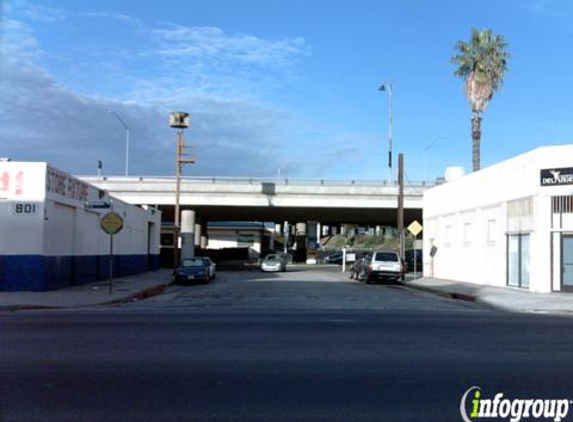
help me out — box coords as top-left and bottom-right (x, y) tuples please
(283, 221), (289, 254)
(181, 210), (195, 260)
(293, 223), (307, 263)
(306, 221), (318, 264)
(194, 224), (201, 247)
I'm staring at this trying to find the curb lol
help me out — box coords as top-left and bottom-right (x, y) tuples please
(115, 282), (172, 304)
(399, 281), (478, 303)
(0, 281), (174, 312)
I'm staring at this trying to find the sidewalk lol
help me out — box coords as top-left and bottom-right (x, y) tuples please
(0, 269), (173, 311)
(404, 277), (573, 314)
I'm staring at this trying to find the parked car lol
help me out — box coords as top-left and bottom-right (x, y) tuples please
(324, 252), (343, 265)
(404, 249), (423, 273)
(199, 256), (217, 279)
(353, 250), (405, 283)
(261, 254), (287, 272)
(175, 257), (212, 284)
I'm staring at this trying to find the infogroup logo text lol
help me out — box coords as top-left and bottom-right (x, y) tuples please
(460, 387), (570, 422)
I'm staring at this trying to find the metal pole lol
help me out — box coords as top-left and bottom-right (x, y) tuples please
(125, 128), (130, 177)
(109, 111), (130, 176)
(109, 234), (114, 295)
(387, 83), (393, 183)
(173, 129), (183, 272)
(397, 153), (405, 261)
(413, 234), (417, 275)
(283, 221), (289, 255)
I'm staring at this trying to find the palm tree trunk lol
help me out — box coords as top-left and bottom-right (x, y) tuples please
(471, 111), (481, 171)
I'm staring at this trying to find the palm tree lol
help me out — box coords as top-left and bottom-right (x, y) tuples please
(451, 28), (509, 171)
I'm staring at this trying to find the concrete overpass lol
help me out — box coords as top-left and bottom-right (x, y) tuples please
(80, 176), (433, 227)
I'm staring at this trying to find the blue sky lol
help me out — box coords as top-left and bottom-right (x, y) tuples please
(1, 0), (572, 181)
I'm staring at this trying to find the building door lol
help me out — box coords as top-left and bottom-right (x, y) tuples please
(562, 235), (573, 292)
(507, 234), (530, 289)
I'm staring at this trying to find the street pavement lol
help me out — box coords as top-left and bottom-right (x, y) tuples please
(2, 267), (573, 421)
(113, 266), (482, 312)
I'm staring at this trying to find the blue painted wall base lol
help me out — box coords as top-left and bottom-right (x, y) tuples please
(0, 254), (161, 292)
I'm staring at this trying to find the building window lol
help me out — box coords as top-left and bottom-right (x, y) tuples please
(507, 197), (533, 232)
(507, 234), (530, 289)
(487, 219), (496, 245)
(552, 196), (573, 214)
(463, 222), (472, 245)
(445, 224), (452, 247)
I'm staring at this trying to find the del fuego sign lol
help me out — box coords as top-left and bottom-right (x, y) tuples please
(540, 167), (573, 187)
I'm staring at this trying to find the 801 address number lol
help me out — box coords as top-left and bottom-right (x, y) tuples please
(12, 203), (39, 216)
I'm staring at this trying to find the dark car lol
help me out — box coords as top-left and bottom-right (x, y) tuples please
(175, 257), (212, 284)
(324, 252), (343, 265)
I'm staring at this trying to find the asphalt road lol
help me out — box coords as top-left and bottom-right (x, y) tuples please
(117, 266), (482, 312)
(2, 268), (573, 422)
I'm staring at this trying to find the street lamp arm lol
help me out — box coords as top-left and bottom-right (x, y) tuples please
(109, 110), (129, 130)
(425, 136), (446, 152)
(108, 110), (130, 176)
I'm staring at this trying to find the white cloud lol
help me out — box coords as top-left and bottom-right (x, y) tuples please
(0, 52), (296, 177)
(79, 12), (143, 28)
(1, 4), (361, 179)
(0, 13), (299, 177)
(0, 18), (42, 64)
(5, 0), (67, 22)
(153, 24), (310, 66)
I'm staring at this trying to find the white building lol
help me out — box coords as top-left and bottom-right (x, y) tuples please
(206, 222), (267, 258)
(423, 145), (573, 293)
(0, 162), (161, 291)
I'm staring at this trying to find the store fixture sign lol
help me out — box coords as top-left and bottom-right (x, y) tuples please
(540, 167), (573, 186)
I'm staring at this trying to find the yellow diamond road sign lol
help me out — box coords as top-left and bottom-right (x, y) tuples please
(407, 220), (423, 236)
(100, 212), (123, 235)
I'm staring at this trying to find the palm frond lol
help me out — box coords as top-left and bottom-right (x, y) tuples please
(451, 27), (509, 112)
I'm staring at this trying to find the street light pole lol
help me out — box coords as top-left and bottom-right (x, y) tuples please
(169, 112), (193, 271)
(109, 111), (130, 176)
(379, 82), (393, 184)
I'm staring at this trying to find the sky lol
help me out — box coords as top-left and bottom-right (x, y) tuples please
(1, 0), (572, 181)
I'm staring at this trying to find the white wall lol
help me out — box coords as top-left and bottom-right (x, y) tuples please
(424, 145), (573, 292)
(0, 162), (46, 255)
(0, 162), (162, 258)
(207, 228), (262, 254)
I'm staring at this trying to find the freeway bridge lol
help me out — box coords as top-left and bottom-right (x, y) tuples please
(80, 176), (433, 227)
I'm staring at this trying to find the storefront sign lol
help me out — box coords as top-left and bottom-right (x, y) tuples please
(540, 167), (573, 186)
(46, 167), (89, 202)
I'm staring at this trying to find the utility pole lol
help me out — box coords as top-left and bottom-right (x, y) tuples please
(169, 112), (194, 272)
(397, 153), (405, 261)
(379, 81), (393, 183)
